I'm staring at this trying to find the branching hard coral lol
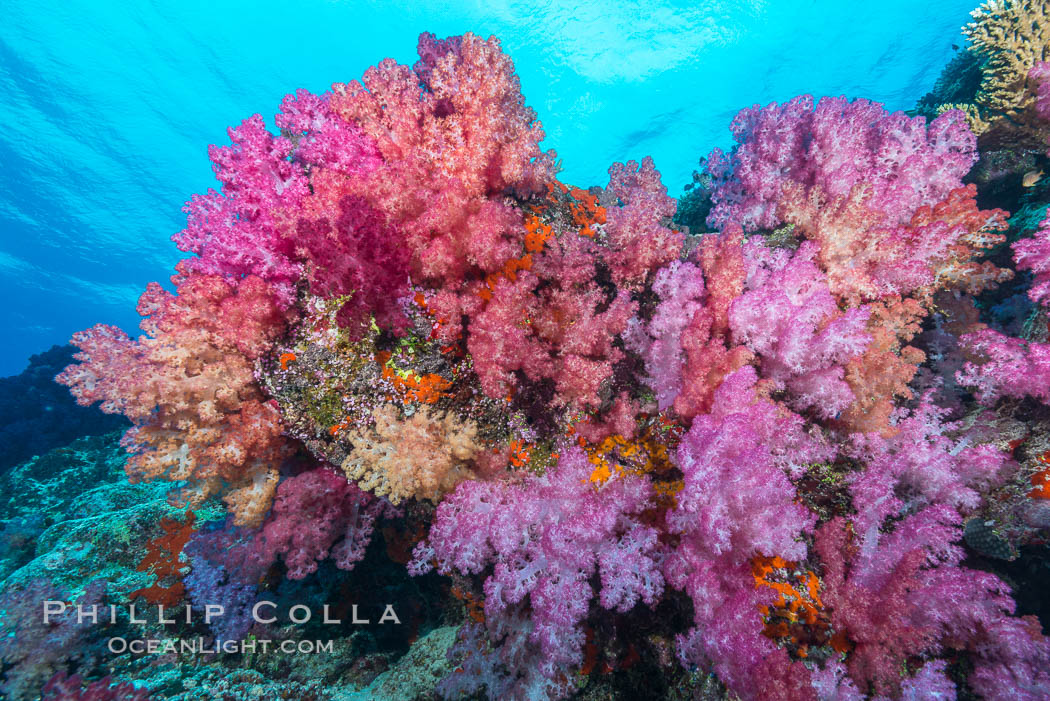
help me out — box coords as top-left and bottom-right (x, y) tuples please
(965, 0), (1050, 120)
(342, 405), (482, 505)
(922, 8), (1050, 148)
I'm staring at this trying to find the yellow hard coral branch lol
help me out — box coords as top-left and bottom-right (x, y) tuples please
(935, 102), (992, 135)
(965, 0), (1050, 118)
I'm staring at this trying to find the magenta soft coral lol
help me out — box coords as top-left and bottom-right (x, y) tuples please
(629, 227), (753, 419)
(707, 96), (975, 233)
(410, 448), (663, 694)
(665, 368), (818, 561)
(467, 230), (638, 408)
(258, 467), (395, 579)
(1014, 206), (1050, 306)
(846, 396), (1006, 541)
(294, 194), (412, 340)
(957, 327), (1050, 404)
(815, 507), (1050, 700)
(729, 240), (871, 419)
(815, 395), (1050, 698)
(0, 580), (106, 700)
(663, 367), (823, 701)
(276, 88), (382, 177)
(704, 95), (1012, 316)
(623, 259), (706, 410)
(173, 115), (307, 307)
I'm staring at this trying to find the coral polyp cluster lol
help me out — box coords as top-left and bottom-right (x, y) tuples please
(45, 22), (1050, 701)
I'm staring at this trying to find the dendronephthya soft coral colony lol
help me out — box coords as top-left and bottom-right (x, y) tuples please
(56, 23), (1050, 701)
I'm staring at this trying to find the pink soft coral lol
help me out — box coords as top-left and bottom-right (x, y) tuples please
(329, 32), (554, 292)
(603, 157), (683, 287)
(957, 328), (1050, 405)
(410, 448), (662, 690)
(1013, 206), (1050, 306)
(663, 368), (823, 701)
(708, 97), (975, 232)
(780, 182), (1009, 304)
(623, 260), (706, 410)
(729, 240), (871, 418)
(259, 467), (393, 579)
(812, 393), (1047, 698)
(671, 227), (754, 419)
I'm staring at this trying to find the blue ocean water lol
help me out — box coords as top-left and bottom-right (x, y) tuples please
(1, 0), (976, 376)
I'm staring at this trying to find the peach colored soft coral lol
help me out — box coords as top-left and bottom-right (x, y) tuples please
(341, 405), (481, 504)
(57, 271), (293, 526)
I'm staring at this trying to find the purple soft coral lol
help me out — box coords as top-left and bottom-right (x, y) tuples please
(411, 447), (662, 693)
(729, 240), (871, 418)
(707, 96), (975, 232)
(259, 467), (394, 579)
(663, 367), (822, 700)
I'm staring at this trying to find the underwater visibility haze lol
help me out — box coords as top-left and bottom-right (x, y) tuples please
(4, 0), (1050, 700)
(3, 0), (977, 375)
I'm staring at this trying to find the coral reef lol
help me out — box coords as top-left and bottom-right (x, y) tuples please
(18, 14), (1050, 701)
